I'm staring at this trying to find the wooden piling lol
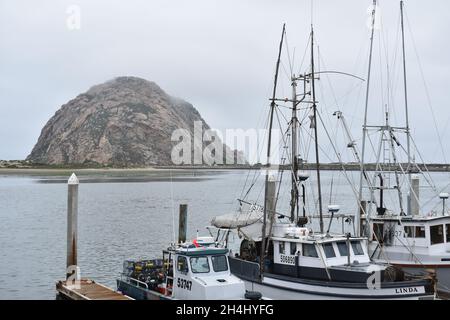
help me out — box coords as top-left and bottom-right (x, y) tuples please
(178, 204), (187, 243)
(67, 173), (78, 279)
(56, 173), (133, 300)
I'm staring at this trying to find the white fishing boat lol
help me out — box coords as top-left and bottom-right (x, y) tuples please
(352, 1), (450, 295)
(367, 213), (450, 293)
(210, 4), (437, 299)
(117, 236), (263, 300)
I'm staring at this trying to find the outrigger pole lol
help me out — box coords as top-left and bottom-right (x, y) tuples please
(358, 0), (377, 237)
(310, 25), (324, 234)
(400, 0), (413, 214)
(261, 23), (285, 276)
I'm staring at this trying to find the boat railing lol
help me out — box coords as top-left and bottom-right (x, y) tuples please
(120, 274), (149, 290)
(228, 257), (260, 281)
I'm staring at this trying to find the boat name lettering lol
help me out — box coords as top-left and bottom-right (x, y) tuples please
(395, 287), (419, 294)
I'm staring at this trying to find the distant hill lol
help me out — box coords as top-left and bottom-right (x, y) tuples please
(27, 76), (245, 167)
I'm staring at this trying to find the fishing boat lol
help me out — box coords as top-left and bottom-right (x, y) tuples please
(116, 236), (262, 300)
(341, 1), (450, 295)
(210, 5), (437, 299)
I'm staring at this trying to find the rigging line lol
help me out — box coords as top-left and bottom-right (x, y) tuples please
(275, 106), (291, 159)
(316, 76), (339, 163)
(239, 110), (269, 200)
(315, 108), (369, 217)
(316, 68), (343, 144)
(389, 10), (402, 112)
(273, 107), (290, 204)
(405, 10), (447, 164)
(300, 123), (342, 164)
(284, 31), (294, 77)
(394, 134), (436, 191)
(317, 55), (340, 109)
(432, 115), (450, 158)
(393, 230), (426, 266)
(277, 104), (292, 125)
(297, 34), (312, 76)
(344, 32), (370, 131)
(334, 80), (366, 107)
(280, 61), (292, 84)
(409, 136), (438, 192)
(239, 146), (267, 205)
(275, 104), (312, 112)
(169, 169), (176, 244)
(388, 130), (405, 214)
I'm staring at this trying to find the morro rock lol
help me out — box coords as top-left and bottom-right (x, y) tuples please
(27, 76), (243, 167)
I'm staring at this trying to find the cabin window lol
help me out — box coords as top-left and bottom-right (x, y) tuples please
(279, 242), (285, 254)
(190, 256), (210, 273)
(323, 243), (336, 258)
(446, 224), (450, 242)
(351, 241), (364, 256)
(336, 242), (349, 256)
(404, 226), (414, 238)
(415, 226), (426, 238)
(302, 244), (318, 258)
(290, 243), (298, 255)
(177, 256), (189, 274)
(430, 225), (444, 245)
(211, 255), (228, 272)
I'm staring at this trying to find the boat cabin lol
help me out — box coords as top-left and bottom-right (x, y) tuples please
(166, 238), (246, 300)
(368, 215), (450, 261)
(269, 223), (385, 283)
(118, 236), (247, 300)
(369, 216), (450, 249)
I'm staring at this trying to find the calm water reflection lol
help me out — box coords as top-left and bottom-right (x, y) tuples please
(0, 169), (448, 299)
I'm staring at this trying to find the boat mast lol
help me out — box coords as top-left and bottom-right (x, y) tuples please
(290, 76), (299, 223)
(400, 0), (412, 214)
(261, 24), (285, 275)
(358, 0), (377, 237)
(310, 25), (324, 234)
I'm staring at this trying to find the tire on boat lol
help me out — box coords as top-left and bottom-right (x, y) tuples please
(245, 290), (262, 300)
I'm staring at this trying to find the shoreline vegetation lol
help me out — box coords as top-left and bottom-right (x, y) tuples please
(1, 160), (450, 174)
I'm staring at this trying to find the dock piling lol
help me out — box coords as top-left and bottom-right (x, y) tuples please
(67, 173), (79, 280)
(178, 204), (187, 243)
(56, 173), (133, 300)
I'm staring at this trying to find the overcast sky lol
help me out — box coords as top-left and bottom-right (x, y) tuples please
(1, 0), (449, 163)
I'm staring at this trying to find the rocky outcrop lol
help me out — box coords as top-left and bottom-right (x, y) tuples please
(27, 76), (244, 167)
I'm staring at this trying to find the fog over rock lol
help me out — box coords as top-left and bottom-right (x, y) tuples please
(27, 76), (244, 166)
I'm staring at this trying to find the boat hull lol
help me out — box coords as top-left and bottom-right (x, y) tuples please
(229, 257), (434, 300)
(117, 279), (171, 300)
(394, 264), (450, 294)
(239, 275), (432, 300)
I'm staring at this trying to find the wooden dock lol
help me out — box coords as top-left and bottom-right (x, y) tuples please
(56, 279), (133, 300)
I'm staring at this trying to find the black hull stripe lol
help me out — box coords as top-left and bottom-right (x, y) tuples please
(245, 276), (428, 299)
